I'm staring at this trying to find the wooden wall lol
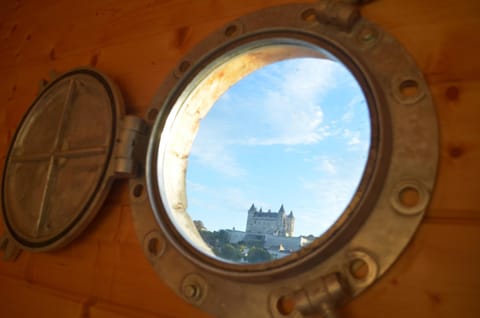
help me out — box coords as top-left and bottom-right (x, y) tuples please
(0, 0), (479, 317)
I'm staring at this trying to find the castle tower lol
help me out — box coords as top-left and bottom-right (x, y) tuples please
(248, 203), (257, 216)
(278, 204), (286, 236)
(246, 203), (257, 233)
(286, 211), (295, 237)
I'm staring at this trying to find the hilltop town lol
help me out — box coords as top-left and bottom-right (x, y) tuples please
(194, 204), (315, 263)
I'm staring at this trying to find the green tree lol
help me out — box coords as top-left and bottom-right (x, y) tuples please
(216, 230), (229, 245)
(218, 243), (242, 261)
(246, 247), (273, 263)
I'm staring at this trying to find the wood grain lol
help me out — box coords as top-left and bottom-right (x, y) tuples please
(0, 0), (479, 317)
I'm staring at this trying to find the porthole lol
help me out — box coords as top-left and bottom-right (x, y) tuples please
(157, 42), (374, 266)
(130, 2), (438, 318)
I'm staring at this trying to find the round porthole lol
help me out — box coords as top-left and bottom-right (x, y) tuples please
(156, 42), (376, 268)
(129, 2), (439, 317)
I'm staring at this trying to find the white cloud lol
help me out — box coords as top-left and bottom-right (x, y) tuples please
(299, 177), (360, 233)
(190, 124), (245, 177)
(321, 158), (337, 174)
(186, 180), (206, 192)
(343, 128), (361, 146)
(189, 59), (342, 178)
(341, 94), (366, 123)
(236, 58), (338, 146)
(186, 183), (260, 231)
(306, 155), (339, 175)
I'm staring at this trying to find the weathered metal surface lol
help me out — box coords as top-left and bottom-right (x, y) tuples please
(0, 68), (125, 253)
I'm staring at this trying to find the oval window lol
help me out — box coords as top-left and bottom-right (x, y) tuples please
(155, 42), (371, 264)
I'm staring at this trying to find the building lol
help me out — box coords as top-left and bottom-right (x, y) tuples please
(245, 204), (295, 237)
(225, 204), (312, 257)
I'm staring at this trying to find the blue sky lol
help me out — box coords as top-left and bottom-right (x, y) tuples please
(186, 57), (370, 237)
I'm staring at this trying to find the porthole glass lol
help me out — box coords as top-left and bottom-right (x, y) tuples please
(155, 41), (372, 264)
(186, 58), (370, 263)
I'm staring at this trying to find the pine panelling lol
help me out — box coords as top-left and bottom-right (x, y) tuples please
(0, 275), (85, 318)
(363, 0), (480, 83)
(0, 0), (479, 317)
(0, 275), (181, 318)
(341, 223), (480, 318)
(429, 80), (480, 218)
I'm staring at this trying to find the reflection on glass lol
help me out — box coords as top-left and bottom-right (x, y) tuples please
(186, 57), (371, 264)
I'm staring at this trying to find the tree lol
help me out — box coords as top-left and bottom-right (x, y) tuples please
(193, 220), (206, 232)
(246, 247), (273, 263)
(218, 243), (242, 261)
(216, 230), (229, 245)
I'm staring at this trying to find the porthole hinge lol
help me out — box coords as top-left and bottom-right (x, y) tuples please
(0, 233), (21, 261)
(280, 273), (349, 318)
(114, 115), (148, 178)
(313, 0), (363, 32)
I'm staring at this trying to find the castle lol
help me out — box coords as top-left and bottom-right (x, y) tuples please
(226, 204), (310, 259)
(246, 204), (295, 237)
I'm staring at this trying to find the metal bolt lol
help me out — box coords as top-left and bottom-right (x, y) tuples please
(183, 284), (199, 299)
(360, 28), (375, 42)
(179, 61), (190, 73)
(181, 274), (208, 305)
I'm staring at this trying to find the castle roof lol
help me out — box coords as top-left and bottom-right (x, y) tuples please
(253, 211), (280, 218)
(248, 204), (294, 218)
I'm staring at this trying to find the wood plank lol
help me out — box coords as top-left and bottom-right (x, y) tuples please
(0, 274), (180, 318)
(0, 205), (210, 318)
(341, 222), (480, 318)
(0, 275), (84, 318)
(363, 0), (480, 83)
(0, 0), (310, 70)
(1, 221), (479, 318)
(428, 80), (480, 217)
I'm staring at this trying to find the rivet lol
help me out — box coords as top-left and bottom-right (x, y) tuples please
(345, 250), (378, 288)
(390, 180), (429, 216)
(143, 231), (166, 260)
(225, 25), (238, 37)
(359, 27), (376, 42)
(181, 274), (208, 305)
(179, 61), (190, 73)
(183, 284), (199, 299)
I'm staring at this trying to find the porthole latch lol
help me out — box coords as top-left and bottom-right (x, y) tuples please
(274, 273), (349, 318)
(114, 115), (148, 178)
(307, 0), (361, 32)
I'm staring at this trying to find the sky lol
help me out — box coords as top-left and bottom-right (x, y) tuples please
(185, 57), (370, 237)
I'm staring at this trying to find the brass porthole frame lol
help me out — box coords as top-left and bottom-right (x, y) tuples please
(130, 2), (439, 317)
